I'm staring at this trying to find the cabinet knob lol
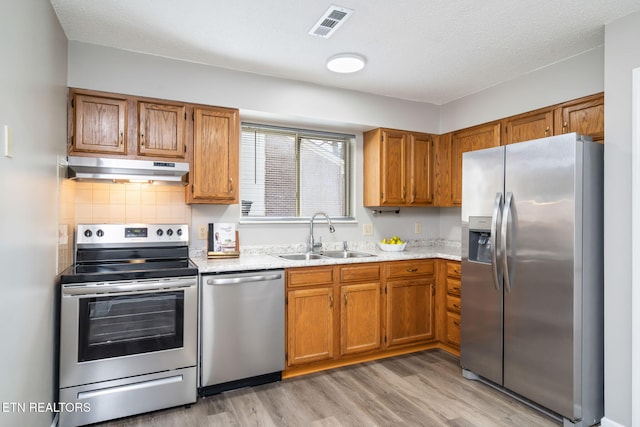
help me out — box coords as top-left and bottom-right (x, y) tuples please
(545, 126), (550, 136)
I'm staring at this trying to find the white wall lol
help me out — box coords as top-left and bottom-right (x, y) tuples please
(439, 47), (604, 133)
(0, 2), (68, 427)
(68, 42), (440, 134)
(601, 11), (640, 427)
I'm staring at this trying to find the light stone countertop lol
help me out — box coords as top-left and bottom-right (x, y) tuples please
(192, 239), (461, 274)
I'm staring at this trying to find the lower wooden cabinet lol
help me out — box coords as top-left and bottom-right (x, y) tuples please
(340, 282), (381, 356)
(385, 278), (435, 347)
(442, 260), (462, 352)
(285, 260), (440, 373)
(286, 286), (335, 366)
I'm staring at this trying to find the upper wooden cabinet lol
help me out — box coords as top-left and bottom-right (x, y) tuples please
(186, 106), (239, 204)
(445, 122), (501, 206)
(71, 93), (127, 155)
(502, 109), (553, 145)
(363, 128), (434, 207)
(554, 93), (604, 142)
(137, 101), (186, 158)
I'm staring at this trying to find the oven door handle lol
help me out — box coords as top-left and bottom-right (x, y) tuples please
(62, 277), (197, 296)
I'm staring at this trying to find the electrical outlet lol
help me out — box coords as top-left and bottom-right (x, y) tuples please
(198, 225), (207, 240)
(415, 222), (422, 234)
(363, 223), (374, 236)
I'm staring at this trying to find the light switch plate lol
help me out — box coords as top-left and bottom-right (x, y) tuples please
(198, 225), (207, 240)
(3, 125), (13, 158)
(415, 222), (422, 234)
(362, 223), (374, 236)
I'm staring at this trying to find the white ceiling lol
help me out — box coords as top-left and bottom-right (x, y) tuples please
(50, 0), (640, 105)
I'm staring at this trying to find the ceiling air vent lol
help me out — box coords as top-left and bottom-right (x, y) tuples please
(308, 5), (354, 38)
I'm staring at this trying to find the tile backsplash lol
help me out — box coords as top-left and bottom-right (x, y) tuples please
(74, 182), (191, 224)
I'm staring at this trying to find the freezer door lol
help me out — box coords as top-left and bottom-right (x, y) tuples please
(460, 145), (505, 385)
(502, 134), (578, 419)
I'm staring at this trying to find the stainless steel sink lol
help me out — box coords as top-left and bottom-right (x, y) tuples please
(320, 250), (376, 259)
(277, 253), (325, 261)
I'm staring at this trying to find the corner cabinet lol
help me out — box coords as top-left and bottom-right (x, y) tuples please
(363, 128), (434, 207)
(70, 93), (127, 155)
(186, 107), (239, 204)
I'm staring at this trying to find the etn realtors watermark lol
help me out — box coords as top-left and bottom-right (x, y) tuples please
(2, 401), (90, 413)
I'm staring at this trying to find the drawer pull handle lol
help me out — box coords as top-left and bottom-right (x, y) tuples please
(453, 321), (460, 327)
(452, 287), (460, 292)
(329, 294), (334, 308)
(453, 303), (460, 309)
(407, 268), (418, 272)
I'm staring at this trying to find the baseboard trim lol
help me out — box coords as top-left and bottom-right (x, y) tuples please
(600, 416), (626, 427)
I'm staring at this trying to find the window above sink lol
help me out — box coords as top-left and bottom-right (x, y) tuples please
(240, 123), (355, 223)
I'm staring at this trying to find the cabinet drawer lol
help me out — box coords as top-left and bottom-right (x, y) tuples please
(446, 312), (461, 347)
(385, 260), (434, 279)
(339, 263), (380, 283)
(446, 261), (461, 278)
(446, 277), (461, 296)
(446, 294), (461, 314)
(287, 266), (335, 288)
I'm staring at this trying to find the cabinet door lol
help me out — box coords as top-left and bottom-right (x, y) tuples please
(502, 110), (553, 145)
(408, 133), (434, 206)
(189, 107), (239, 203)
(138, 102), (186, 158)
(72, 94), (127, 155)
(385, 278), (435, 347)
(554, 93), (604, 142)
(450, 122), (501, 206)
(446, 312), (461, 348)
(434, 133), (452, 206)
(287, 287), (336, 366)
(380, 129), (407, 205)
(340, 283), (381, 356)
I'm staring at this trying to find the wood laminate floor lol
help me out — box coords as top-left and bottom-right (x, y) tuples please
(96, 350), (559, 427)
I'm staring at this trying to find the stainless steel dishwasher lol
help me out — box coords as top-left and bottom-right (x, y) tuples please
(199, 270), (285, 396)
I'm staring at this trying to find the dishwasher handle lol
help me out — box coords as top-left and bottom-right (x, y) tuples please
(206, 273), (282, 286)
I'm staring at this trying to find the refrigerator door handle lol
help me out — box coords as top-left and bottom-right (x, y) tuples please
(501, 192), (514, 292)
(490, 192), (503, 291)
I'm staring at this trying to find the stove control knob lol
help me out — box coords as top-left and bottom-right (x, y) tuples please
(176, 229), (183, 236)
(167, 228), (174, 236)
(156, 229), (164, 237)
(84, 229), (92, 238)
(96, 229), (104, 238)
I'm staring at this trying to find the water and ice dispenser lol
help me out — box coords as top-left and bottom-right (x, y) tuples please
(468, 216), (492, 264)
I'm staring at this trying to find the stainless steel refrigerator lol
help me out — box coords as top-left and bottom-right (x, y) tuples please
(460, 133), (603, 427)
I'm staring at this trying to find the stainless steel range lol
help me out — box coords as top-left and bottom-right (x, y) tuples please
(58, 224), (198, 427)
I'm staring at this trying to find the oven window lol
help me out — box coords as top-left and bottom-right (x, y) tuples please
(78, 291), (184, 362)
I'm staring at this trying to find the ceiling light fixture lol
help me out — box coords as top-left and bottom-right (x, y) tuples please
(326, 53), (366, 73)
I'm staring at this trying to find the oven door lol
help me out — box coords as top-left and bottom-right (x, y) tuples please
(60, 276), (197, 389)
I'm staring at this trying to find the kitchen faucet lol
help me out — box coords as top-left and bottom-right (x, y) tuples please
(308, 212), (335, 253)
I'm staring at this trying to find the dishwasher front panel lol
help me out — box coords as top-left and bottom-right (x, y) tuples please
(200, 270), (285, 391)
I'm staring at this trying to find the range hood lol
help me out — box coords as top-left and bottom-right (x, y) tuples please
(67, 156), (189, 184)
